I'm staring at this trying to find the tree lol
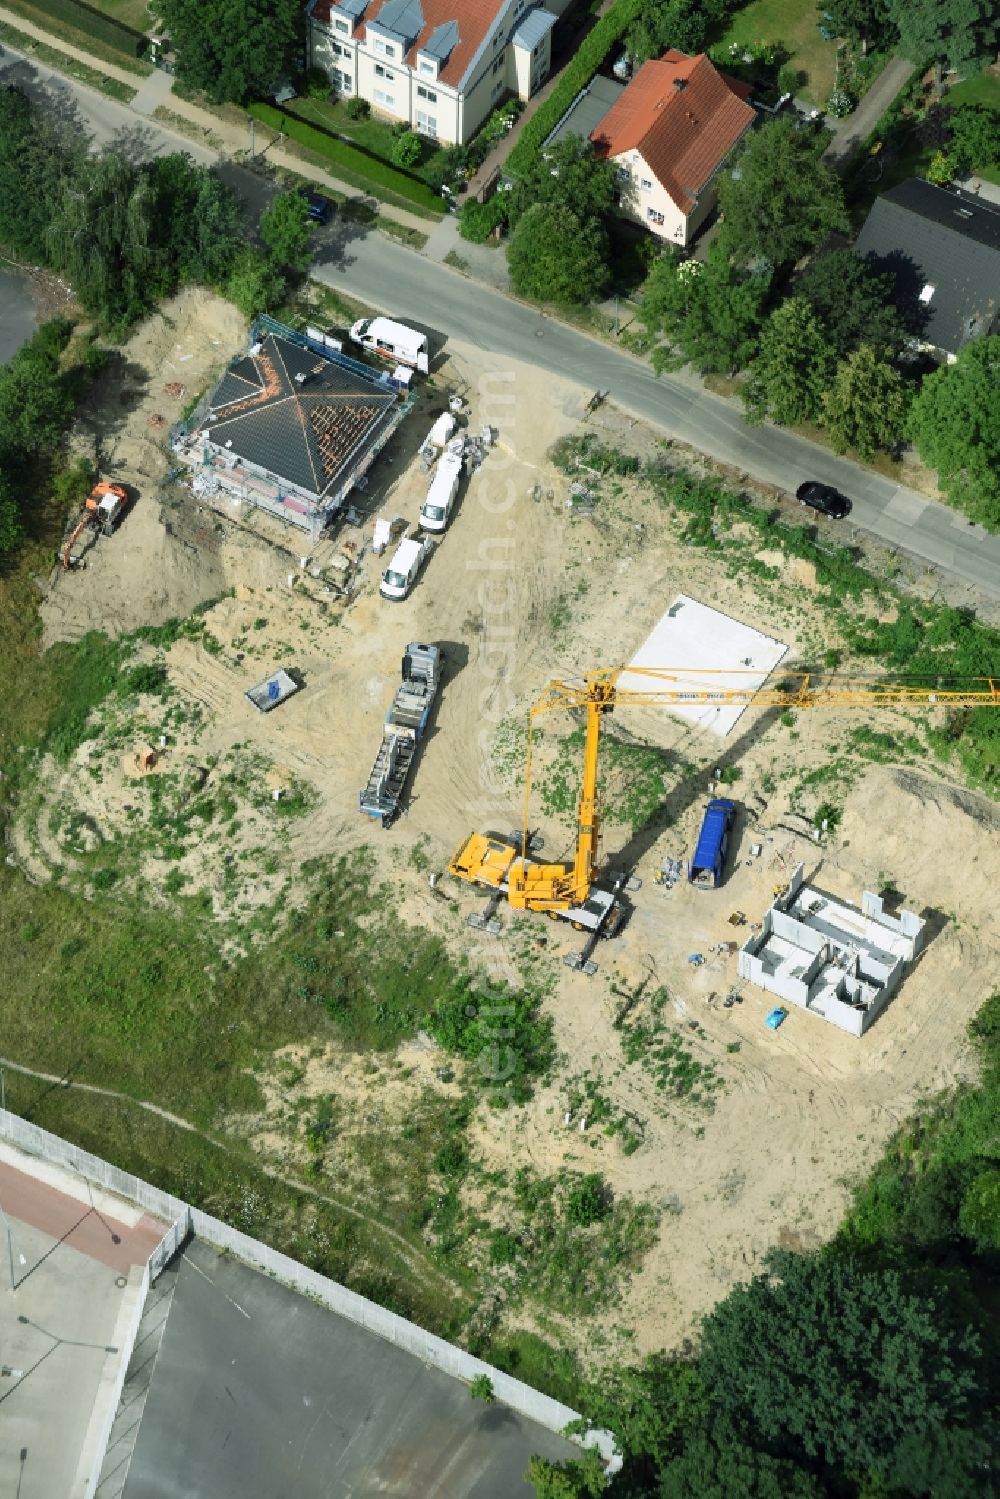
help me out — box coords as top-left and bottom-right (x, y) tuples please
(945, 104), (1000, 176)
(822, 0), (896, 49)
(907, 335), (1000, 527)
(641, 244), (771, 375)
(525, 1450), (607, 1498)
(259, 190), (312, 274)
(699, 1249), (984, 1479)
(742, 299), (835, 426)
(0, 85), (85, 266)
(888, 0), (1000, 75)
(717, 118), (848, 268)
(958, 1167), (1000, 1249)
(507, 204), (610, 304)
(47, 152), (162, 333)
(796, 249), (901, 360)
(0, 319), (74, 455)
(0, 470), (21, 556)
(390, 130), (422, 169)
(158, 0), (303, 104)
(224, 246), (285, 319)
(821, 344), (911, 458)
(576, 1354), (708, 1486)
(148, 155), (241, 286)
(658, 1423), (822, 1499)
(509, 135), (618, 231)
(625, 0), (709, 65)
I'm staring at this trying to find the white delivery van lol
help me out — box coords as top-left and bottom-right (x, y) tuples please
(419, 447), (463, 533)
(349, 317), (429, 374)
(380, 536), (433, 600)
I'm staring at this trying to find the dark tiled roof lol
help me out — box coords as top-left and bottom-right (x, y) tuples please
(854, 178), (1000, 355)
(202, 334), (397, 500)
(590, 51), (755, 214)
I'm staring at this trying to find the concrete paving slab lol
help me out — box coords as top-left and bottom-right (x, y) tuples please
(125, 1239), (579, 1498)
(0, 1151), (166, 1499)
(619, 593), (788, 736)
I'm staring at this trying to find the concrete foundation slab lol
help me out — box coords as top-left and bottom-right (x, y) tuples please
(619, 594), (788, 736)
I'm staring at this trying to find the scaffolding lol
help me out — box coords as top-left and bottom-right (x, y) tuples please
(172, 317), (412, 539)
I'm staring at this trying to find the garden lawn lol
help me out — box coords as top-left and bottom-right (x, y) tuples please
(287, 96), (448, 187)
(947, 70), (1000, 182)
(711, 0), (837, 105)
(77, 0), (151, 30)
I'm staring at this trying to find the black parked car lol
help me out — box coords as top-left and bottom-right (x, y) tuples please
(301, 189), (333, 225)
(795, 481), (852, 519)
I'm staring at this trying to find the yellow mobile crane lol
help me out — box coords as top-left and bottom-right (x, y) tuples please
(448, 667), (1000, 971)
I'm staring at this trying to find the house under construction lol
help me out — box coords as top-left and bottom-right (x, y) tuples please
(175, 317), (410, 539)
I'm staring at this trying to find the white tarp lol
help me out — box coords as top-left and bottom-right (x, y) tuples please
(618, 594), (788, 737)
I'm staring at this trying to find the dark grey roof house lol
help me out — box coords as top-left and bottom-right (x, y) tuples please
(854, 178), (1000, 359)
(189, 326), (405, 537)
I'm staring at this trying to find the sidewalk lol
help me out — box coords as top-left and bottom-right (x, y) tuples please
(822, 54), (916, 174)
(0, 4), (433, 235)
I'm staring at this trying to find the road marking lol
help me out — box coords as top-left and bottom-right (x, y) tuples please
(184, 1252), (251, 1319)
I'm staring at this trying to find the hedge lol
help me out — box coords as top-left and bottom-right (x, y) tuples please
(249, 103), (444, 214)
(505, 0), (646, 178)
(36, 0), (145, 56)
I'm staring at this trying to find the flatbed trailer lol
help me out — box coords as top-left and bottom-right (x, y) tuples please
(360, 643), (443, 824)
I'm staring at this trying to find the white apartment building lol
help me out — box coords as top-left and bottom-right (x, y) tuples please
(308, 0), (570, 145)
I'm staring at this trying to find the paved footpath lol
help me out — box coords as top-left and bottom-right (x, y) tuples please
(822, 53), (917, 174)
(0, 5), (432, 233)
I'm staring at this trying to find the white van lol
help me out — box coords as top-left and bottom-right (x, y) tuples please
(419, 448), (463, 533)
(380, 536), (433, 600)
(350, 317), (429, 374)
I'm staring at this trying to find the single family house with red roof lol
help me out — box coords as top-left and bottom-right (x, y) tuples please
(308, 0), (570, 145)
(590, 50), (756, 247)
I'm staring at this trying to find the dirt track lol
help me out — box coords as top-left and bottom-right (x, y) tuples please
(23, 293), (1000, 1357)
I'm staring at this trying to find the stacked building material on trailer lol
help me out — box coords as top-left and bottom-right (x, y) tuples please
(360, 643), (444, 824)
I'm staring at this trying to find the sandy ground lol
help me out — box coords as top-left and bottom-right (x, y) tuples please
(20, 293), (1000, 1358)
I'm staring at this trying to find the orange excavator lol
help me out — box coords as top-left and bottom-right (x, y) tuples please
(60, 482), (129, 570)
(448, 667), (1000, 972)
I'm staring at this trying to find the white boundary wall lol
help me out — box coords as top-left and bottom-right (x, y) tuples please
(0, 1110), (617, 1471)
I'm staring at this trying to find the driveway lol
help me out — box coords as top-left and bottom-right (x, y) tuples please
(822, 54), (917, 174)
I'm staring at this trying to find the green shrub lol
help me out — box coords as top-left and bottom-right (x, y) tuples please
(391, 130), (422, 168)
(458, 196), (507, 243)
(566, 1173), (610, 1226)
(303, 66), (331, 100)
(248, 103), (442, 212)
(506, 0), (647, 179)
(344, 95), (370, 121)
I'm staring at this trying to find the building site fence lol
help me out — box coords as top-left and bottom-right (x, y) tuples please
(0, 1110), (617, 1469)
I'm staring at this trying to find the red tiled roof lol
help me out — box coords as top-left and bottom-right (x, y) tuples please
(591, 51), (756, 215)
(385, 0), (504, 87)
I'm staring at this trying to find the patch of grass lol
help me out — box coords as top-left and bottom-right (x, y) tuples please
(0, 0), (149, 70)
(709, 0), (837, 106)
(250, 102), (443, 216)
(618, 991), (724, 1109)
(538, 724), (686, 829)
(0, 15), (139, 95)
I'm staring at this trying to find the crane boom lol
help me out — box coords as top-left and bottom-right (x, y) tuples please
(449, 669), (1000, 928)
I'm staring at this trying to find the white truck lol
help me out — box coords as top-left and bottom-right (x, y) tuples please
(349, 317), (429, 374)
(419, 445), (463, 533)
(380, 534), (434, 600)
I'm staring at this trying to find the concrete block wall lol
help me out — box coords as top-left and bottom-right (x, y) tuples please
(0, 1110), (618, 1470)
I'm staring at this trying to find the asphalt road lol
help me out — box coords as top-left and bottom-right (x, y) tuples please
(5, 40), (999, 602)
(313, 232), (1000, 602)
(126, 1240), (578, 1499)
